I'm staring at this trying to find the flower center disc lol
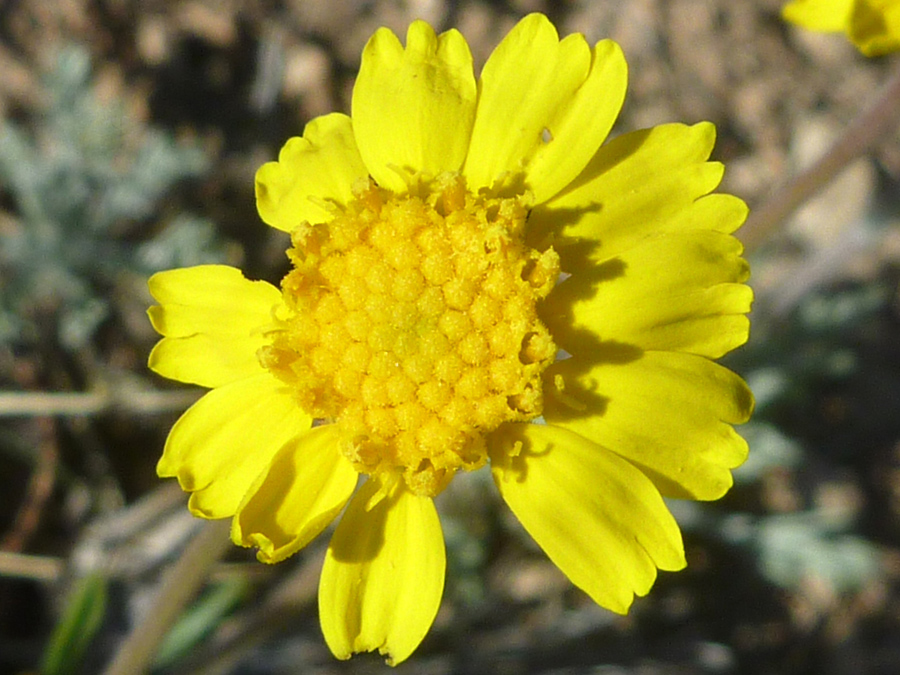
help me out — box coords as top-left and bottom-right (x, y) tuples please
(260, 174), (559, 497)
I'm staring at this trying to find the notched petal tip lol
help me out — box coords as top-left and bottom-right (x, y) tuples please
(734, 373), (756, 424)
(248, 532), (286, 564)
(319, 479), (446, 666)
(405, 18), (439, 52)
(146, 340), (165, 375)
(155, 452), (178, 480)
(465, 14), (626, 204)
(257, 113), (367, 232)
(254, 160), (285, 222)
(364, 24), (405, 60)
(231, 425), (357, 564)
(146, 305), (166, 335)
(186, 492), (223, 520)
(691, 119), (717, 148)
(515, 12), (559, 40)
(353, 15), (476, 190)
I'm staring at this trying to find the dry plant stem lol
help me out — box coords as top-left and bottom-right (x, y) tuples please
(0, 551), (64, 581)
(740, 58), (900, 252)
(1, 417), (58, 551)
(179, 548), (324, 675)
(90, 482), (188, 543)
(0, 387), (200, 417)
(103, 518), (233, 675)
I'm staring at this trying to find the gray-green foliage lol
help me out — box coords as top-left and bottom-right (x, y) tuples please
(755, 512), (879, 593)
(0, 46), (230, 350)
(705, 281), (894, 595)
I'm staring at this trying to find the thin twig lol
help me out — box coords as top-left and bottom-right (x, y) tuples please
(753, 223), (878, 322)
(178, 547), (324, 675)
(0, 387), (200, 417)
(102, 519), (233, 675)
(1, 417), (59, 551)
(0, 551), (65, 582)
(740, 58), (900, 252)
(82, 482), (187, 545)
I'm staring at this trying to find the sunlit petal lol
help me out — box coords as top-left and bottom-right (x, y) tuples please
(157, 373), (312, 518)
(353, 21), (476, 191)
(319, 477), (445, 665)
(465, 14), (626, 204)
(148, 265), (281, 387)
(490, 423), (685, 613)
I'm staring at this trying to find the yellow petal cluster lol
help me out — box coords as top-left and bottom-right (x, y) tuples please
(148, 13), (754, 666)
(783, 0), (900, 55)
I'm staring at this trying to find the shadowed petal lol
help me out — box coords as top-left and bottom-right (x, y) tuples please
(233, 425), (357, 563)
(850, 0), (900, 55)
(157, 373), (312, 518)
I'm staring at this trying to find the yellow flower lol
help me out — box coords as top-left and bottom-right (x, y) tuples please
(783, 0), (900, 55)
(148, 13), (753, 665)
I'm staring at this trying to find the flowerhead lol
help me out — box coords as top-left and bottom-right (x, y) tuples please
(148, 13), (753, 666)
(783, 0), (900, 55)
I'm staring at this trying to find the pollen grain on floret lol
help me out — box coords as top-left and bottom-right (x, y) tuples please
(258, 173), (560, 497)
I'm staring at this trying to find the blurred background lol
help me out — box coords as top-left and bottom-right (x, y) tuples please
(2, 0), (900, 673)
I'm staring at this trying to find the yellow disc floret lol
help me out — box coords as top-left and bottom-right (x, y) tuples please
(259, 173), (559, 497)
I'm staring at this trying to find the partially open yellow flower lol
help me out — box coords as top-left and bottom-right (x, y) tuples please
(148, 13), (753, 665)
(783, 0), (900, 55)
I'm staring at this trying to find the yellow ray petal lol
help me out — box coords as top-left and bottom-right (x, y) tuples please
(851, 0), (900, 55)
(352, 21), (476, 192)
(529, 123), (742, 264)
(157, 373), (312, 518)
(148, 265), (282, 337)
(232, 425), (357, 563)
(255, 113), (369, 233)
(543, 229), (751, 359)
(544, 351), (753, 500)
(148, 265), (282, 388)
(319, 477), (445, 666)
(148, 337), (264, 389)
(464, 14), (626, 204)
(783, 0), (855, 32)
(489, 423), (685, 614)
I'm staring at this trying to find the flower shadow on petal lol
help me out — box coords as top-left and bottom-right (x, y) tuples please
(539, 224), (627, 327)
(486, 171), (530, 201)
(527, 126), (655, 243)
(540, 252), (645, 423)
(542, 339), (643, 421)
(327, 480), (393, 565)
(490, 422), (554, 485)
(239, 458), (308, 555)
(526, 203), (603, 250)
(501, 251), (646, 479)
